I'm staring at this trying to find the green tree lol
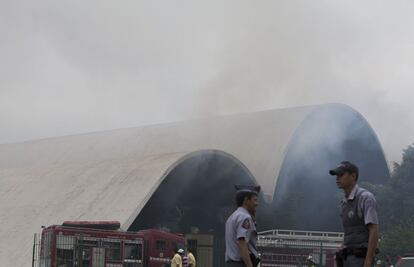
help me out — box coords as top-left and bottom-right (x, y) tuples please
(370, 144), (414, 259)
(379, 222), (414, 259)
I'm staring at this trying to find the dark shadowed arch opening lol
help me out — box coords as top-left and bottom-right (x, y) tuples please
(270, 104), (390, 231)
(126, 104), (390, 265)
(128, 150), (261, 266)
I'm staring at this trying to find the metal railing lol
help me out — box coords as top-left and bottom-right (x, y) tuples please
(258, 229), (343, 267)
(258, 229), (344, 242)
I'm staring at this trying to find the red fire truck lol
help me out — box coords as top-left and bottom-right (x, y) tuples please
(34, 221), (185, 267)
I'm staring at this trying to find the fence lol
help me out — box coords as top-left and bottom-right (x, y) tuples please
(258, 229), (343, 267)
(33, 229), (343, 267)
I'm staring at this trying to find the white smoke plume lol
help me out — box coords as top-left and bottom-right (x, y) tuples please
(1, 0), (413, 163)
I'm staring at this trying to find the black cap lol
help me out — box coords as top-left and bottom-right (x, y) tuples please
(235, 184), (261, 195)
(329, 161), (359, 177)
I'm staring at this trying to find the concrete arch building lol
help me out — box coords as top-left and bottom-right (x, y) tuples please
(0, 103), (389, 266)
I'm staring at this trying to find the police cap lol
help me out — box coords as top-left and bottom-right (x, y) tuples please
(329, 161), (359, 177)
(234, 184), (261, 195)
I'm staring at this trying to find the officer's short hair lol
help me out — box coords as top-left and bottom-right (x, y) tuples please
(234, 184), (260, 206)
(236, 191), (257, 206)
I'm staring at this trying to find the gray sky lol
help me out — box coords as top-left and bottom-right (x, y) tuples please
(1, 0), (413, 163)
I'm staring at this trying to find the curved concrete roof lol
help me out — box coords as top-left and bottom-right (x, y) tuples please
(0, 103), (387, 266)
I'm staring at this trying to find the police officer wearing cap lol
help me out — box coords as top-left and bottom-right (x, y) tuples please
(329, 161), (379, 267)
(225, 185), (261, 267)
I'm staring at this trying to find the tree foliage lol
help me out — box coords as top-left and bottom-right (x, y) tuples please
(379, 223), (414, 259)
(365, 144), (414, 259)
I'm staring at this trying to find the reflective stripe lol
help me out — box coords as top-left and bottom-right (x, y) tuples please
(149, 256), (171, 262)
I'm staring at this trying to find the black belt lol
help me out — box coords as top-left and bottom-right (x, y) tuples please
(342, 247), (367, 258)
(226, 256), (260, 267)
(225, 260), (245, 266)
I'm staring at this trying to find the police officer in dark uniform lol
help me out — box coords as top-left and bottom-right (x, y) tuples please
(225, 184), (261, 267)
(329, 161), (379, 267)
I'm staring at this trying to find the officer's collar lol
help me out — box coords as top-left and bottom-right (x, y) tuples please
(344, 184), (359, 201)
(237, 206), (250, 214)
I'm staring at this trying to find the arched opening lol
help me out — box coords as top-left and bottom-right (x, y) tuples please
(126, 104), (390, 265)
(271, 104), (390, 231)
(128, 150), (260, 266)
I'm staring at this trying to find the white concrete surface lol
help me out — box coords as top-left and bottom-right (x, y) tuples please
(0, 104), (378, 266)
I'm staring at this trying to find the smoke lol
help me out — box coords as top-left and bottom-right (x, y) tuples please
(1, 0), (414, 163)
(129, 151), (257, 232)
(126, 105), (392, 234)
(128, 151), (260, 266)
(271, 105), (389, 231)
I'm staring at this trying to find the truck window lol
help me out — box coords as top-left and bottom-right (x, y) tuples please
(156, 240), (166, 251)
(57, 249), (74, 267)
(124, 243), (143, 260)
(75, 238), (99, 267)
(104, 241), (121, 262)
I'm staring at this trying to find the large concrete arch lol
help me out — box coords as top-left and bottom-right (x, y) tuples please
(128, 149), (261, 267)
(275, 103), (390, 199)
(126, 149), (258, 232)
(265, 103), (390, 231)
(0, 104), (389, 266)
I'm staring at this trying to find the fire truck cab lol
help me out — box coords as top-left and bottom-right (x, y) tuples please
(34, 221), (184, 267)
(139, 229), (185, 267)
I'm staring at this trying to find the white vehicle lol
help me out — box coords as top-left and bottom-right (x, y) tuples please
(396, 257), (414, 267)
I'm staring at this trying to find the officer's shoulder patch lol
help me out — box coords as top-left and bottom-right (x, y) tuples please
(242, 218), (251, 229)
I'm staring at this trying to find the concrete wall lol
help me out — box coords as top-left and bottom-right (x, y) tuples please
(0, 104), (388, 266)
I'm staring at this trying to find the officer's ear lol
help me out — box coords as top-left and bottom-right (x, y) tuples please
(243, 195), (254, 205)
(350, 172), (358, 181)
